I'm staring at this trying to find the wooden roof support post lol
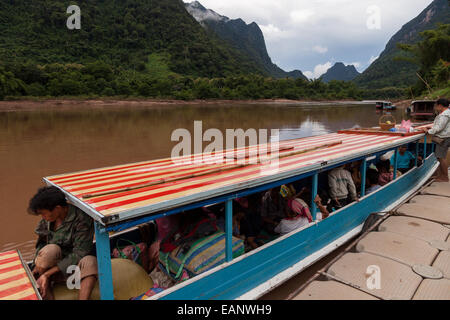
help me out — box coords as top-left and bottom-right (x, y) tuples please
(225, 199), (233, 262)
(311, 173), (318, 221)
(415, 142), (419, 167)
(360, 158), (367, 198)
(423, 135), (427, 159)
(94, 222), (114, 300)
(393, 148), (399, 180)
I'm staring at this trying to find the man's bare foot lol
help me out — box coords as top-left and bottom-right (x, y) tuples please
(434, 177), (449, 182)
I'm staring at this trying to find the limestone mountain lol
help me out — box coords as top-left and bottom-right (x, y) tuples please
(185, 1), (307, 80)
(320, 63), (360, 83)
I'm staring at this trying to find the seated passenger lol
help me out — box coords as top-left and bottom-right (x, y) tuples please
(376, 159), (393, 186)
(291, 186), (330, 221)
(261, 187), (286, 234)
(328, 165), (358, 209)
(28, 187), (98, 300)
(366, 169), (382, 195)
(390, 145), (415, 174)
(149, 214), (180, 272)
(241, 193), (263, 249)
(274, 198), (312, 236)
(349, 161), (362, 191)
(313, 194), (330, 220)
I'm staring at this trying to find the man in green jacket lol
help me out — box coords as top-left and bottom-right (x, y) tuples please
(28, 186), (98, 300)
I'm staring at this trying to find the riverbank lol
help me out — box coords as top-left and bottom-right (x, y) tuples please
(0, 97), (399, 112)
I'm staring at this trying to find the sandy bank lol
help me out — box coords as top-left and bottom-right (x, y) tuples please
(0, 98), (373, 112)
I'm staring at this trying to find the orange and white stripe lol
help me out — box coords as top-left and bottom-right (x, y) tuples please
(45, 130), (425, 220)
(0, 250), (39, 300)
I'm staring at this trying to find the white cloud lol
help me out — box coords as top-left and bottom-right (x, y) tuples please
(304, 62), (333, 79)
(290, 9), (315, 24)
(259, 24), (292, 41)
(184, 0), (434, 73)
(313, 45), (328, 54)
(343, 61), (362, 71)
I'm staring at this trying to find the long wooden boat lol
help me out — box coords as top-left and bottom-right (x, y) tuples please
(3, 123), (438, 300)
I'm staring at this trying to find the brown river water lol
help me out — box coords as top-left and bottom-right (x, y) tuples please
(0, 102), (408, 297)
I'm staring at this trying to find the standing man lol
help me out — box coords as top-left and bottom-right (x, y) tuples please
(423, 98), (450, 182)
(28, 186), (98, 300)
(328, 165), (358, 209)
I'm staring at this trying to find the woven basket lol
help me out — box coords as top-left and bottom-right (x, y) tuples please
(379, 115), (396, 131)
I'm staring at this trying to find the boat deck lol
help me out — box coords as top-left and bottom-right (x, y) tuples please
(0, 250), (40, 300)
(292, 175), (450, 300)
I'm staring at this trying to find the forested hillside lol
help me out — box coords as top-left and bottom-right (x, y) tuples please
(0, 0), (263, 78)
(0, 0), (440, 101)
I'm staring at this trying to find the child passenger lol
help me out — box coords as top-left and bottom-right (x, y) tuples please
(232, 194), (262, 250)
(261, 187), (286, 234)
(377, 159), (393, 186)
(366, 169), (382, 195)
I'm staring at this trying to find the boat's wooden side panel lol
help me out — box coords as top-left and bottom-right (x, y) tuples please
(157, 157), (437, 300)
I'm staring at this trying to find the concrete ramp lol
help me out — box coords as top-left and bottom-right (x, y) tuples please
(413, 279), (450, 300)
(294, 179), (450, 300)
(292, 280), (378, 300)
(396, 203), (450, 224)
(409, 195), (450, 207)
(433, 251), (450, 279)
(421, 183), (450, 198)
(378, 216), (449, 243)
(356, 231), (439, 266)
(326, 252), (422, 300)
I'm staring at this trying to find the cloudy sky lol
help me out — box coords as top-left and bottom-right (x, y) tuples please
(184, 0), (434, 78)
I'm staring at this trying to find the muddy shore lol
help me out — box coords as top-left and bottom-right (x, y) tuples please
(0, 98), (412, 112)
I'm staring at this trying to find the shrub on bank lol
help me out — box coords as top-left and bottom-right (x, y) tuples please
(0, 62), (411, 101)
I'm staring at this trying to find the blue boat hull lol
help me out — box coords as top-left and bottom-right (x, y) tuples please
(159, 155), (438, 300)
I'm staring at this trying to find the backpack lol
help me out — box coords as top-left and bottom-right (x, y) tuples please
(160, 216), (218, 254)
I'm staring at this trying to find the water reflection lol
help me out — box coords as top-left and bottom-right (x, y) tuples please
(0, 103), (408, 256)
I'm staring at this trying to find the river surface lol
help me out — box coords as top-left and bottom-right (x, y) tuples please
(0, 102), (407, 265)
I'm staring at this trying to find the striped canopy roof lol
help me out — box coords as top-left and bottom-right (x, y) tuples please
(0, 250), (40, 300)
(45, 125), (432, 225)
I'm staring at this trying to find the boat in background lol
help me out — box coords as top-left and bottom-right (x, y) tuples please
(375, 101), (397, 111)
(407, 100), (436, 120)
